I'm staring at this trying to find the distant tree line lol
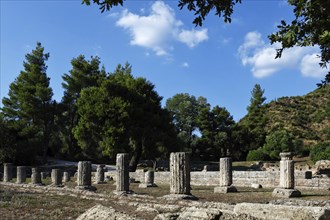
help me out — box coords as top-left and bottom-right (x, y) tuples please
(1, 42), (328, 168)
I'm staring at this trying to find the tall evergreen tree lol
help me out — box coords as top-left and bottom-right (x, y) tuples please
(59, 55), (106, 159)
(1, 42), (54, 163)
(197, 105), (235, 160)
(241, 84), (267, 158)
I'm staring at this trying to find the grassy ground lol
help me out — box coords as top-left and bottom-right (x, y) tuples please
(1, 177), (329, 220)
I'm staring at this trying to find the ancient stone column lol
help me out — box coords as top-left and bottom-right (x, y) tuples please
(139, 170), (157, 188)
(76, 161), (95, 190)
(16, 166), (27, 184)
(145, 170), (155, 185)
(3, 163), (13, 182)
(170, 152), (191, 195)
(95, 164), (105, 184)
(214, 157), (237, 193)
(41, 172), (47, 179)
(279, 152), (294, 189)
(272, 152), (301, 198)
(31, 167), (42, 185)
(115, 153), (130, 193)
(63, 172), (70, 182)
(51, 169), (63, 187)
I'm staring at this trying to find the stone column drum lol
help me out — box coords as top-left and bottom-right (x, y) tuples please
(3, 163), (13, 182)
(272, 152), (301, 198)
(214, 157), (237, 193)
(51, 169), (63, 187)
(279, 152), (294, 189)
(31, 167), (42, 185)
(76, 161), (95, 190)
(139, 170), (157, 188)
(95, 164), (105, 184)
(115, 153), (130, 193)
(170, 152), (191, 195)
(16, 166), (26, 184)
(63, 172), (70, 182)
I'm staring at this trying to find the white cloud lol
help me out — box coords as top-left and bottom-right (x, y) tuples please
(116, 1), (208, 56)
(300, 53), (328, 78)
(177, 29), (208, 48)
(238, 31), (326, 78)
(108, 12), (119, 18)
(182, 62), (189, 68)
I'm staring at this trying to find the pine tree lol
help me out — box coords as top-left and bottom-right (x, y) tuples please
(242, 84), (267, 156)
(1, 42), (54, 163)
(59, 55), (106, 159)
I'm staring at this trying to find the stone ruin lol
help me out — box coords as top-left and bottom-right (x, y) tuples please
(1, 152), (329, 219)
(214, 157), (237, 193)
(115, 153), (131, 195)
(139, 170), (157, 188)
(76, 161), (96, 191)
(272, 152), (301, 198)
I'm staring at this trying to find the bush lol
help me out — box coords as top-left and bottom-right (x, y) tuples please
(246, 148), (269, 161)
(262, 130), (303, 160)
(310, 142), (330, 163)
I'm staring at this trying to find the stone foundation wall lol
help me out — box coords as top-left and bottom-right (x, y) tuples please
(121, 170), (329, 189)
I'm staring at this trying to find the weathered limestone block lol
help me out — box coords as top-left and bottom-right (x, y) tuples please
(95, 164), (105, 184)
(272, 188), (302, 198)
(16, 166), (26, 184)
(77, 161), (95, 191)
(139, 170), (157, 188)
(51, 169), (63, 187)
(77, 204), (141, 220)
(31, 167), (42, 185)
(214, 157), (237, 193)
(63, 171), (70, 182)
(273, 152), (301, 198)
(234, 203), (330, 220)
(3, 163), (13, 182)
(177, 207), (222, 220)
(115, 153), (130, 194)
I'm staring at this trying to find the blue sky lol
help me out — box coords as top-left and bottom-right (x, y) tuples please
(1, 0), (327, 121)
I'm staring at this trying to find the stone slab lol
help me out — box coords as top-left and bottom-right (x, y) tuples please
(234, 202), (330, 220)
(272, 188), (301, 198)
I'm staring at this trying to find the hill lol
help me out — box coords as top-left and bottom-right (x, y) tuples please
(262, 85), (329, 148)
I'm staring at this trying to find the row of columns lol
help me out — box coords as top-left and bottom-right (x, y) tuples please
(2, 152), (300, 198)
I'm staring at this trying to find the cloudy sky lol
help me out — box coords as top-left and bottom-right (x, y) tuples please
(1, 1), (327, 120)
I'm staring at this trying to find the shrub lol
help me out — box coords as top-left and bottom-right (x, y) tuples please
(246, 148), (269, 161)
(310, 142), (330, 163)
(262, 130), (303, 160)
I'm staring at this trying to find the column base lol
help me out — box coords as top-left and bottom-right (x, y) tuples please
(30, 183), (44, 186)
(214, 185), (237, 193)
(50, 184), (64, 188)
(95, 181), (107, 184)
(138, 183), (158, 188)
(113, 190), (134, 196)
(162, 194), (198, 201)
(75, 185), (97, 191)
(272, 188), (301, 198)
